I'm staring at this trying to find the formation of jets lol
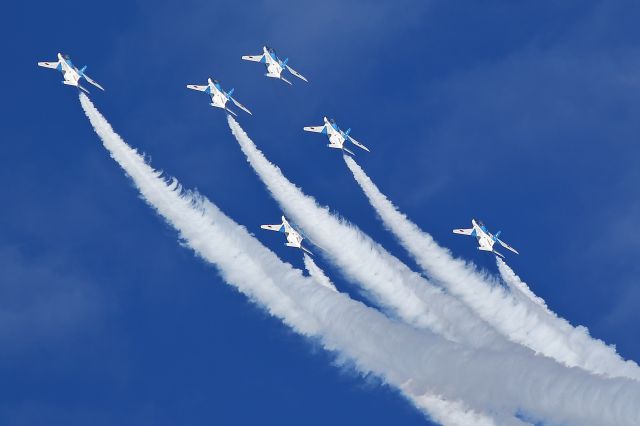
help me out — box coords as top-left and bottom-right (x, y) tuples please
(38, 53), (104, 93)
(38, 46), (520, 260)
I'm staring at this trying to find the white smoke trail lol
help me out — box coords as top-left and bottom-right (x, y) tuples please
(81, 94), (640, 425)
(303, 254), (338, 292)
(344, 154), (640, 380)
(227, 116), (511, 353)
(302, 254), (503, 426)
(497, 259), (548, 310)
(77, 94), (499, 425)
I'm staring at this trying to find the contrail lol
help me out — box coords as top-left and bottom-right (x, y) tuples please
(344, 154), (640, 380)
(81, 94), (640, 425)
(227, 116), (511, 353)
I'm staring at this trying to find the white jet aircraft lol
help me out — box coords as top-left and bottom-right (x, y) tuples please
(261, 215), (312, 255)
(453, 218), (519, 258)
(303, 117), (370, 155)
(38, 53), (104, 93)
(242, 45), (308, 85)
(186, 78), (252, 116)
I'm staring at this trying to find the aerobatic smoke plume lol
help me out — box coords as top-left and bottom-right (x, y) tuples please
(81, 95), (640, 425)
(227, 116), (512, 352)
(344, 154), (640, 380)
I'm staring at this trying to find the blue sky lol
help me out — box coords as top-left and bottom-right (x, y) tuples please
(2, 0), (640, 424)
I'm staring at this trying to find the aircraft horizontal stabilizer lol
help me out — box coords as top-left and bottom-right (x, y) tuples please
(342, 146), (356, 156)
(224, 107), (238, 117)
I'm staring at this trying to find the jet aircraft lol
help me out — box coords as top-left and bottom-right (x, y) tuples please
(453, 218), (519, 258)
(303, 117), (369, 155)
(187, 78), (252, 116)
(242, 45), (308, 85)
(261, 215), (312, 255)
(38, 53), (104, 93)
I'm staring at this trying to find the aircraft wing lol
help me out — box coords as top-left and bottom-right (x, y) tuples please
(230, 96), (252, 115)
(348, 136), (370, 152)
(286, 65), (308, 82)
(261, 224), (283, 232)
(242, 54), (264, 62)
(497, 239), (519, 255)
(38, 61), (59, 69)
(453, 228), (474, 235)
(303, 125), (325, 133)
(187, 84), (208, 92)
(83, 74), (104, 91)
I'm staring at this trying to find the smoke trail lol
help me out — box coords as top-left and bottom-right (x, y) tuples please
(301, 254), (504, 426)
(303, 254), (338, 292)
(81, 94), (640, 425)
(77, 94), (500, 425)
(344, 154), (640, 380)
(497, 259), (548, 310)
(227, 116), (511, 353)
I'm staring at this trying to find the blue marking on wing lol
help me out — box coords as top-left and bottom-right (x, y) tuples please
(321, 126), (328, 135)
(278, 225), (285, 233)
